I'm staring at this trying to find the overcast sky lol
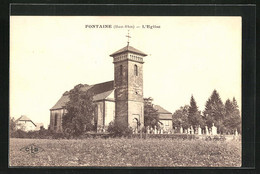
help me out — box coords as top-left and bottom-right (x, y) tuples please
(10, 16), (241, 128)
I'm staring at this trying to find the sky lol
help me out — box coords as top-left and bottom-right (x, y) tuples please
(10, 16), (241, 128)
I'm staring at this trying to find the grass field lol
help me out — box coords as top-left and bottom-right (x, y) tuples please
(9, 138), (241, 167)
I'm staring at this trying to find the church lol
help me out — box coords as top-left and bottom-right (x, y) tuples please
(49, 37), (172, 132)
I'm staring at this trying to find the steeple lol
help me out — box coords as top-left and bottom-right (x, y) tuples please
(109, 33), (148, 129)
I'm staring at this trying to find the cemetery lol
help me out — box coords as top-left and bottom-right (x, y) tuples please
(130, 123), (240, 141)
(81, 121), (240, 141)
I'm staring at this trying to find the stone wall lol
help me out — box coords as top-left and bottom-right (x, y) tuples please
(114, 60), (129, 127)
(128, 101), (144, 128)
(50, 109), (65, 132)
(115, 100), (128, 127)
(96, 101), (104, 128)
(104, 100), (115, 126)
(127, 59), (144, 128)
(113, 53), (144, 129)
(128, 60), (143, 102)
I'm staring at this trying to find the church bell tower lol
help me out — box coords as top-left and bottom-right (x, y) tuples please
(110, 32), (147, 129)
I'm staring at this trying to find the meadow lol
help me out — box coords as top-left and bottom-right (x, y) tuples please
(9, 138), (241, 167)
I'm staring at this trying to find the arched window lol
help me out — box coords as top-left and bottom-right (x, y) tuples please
(134, 64), (138, 76)
(120, 65), (123, 76)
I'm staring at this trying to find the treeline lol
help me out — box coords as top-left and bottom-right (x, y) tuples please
(172, 89), (241, 134)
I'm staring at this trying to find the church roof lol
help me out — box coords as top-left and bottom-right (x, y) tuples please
(50, 81), (114, 110)
(93, 90), (114, 101)
(110, 45), (147, 57)
(50, 94), (70, 110)
(88, 80), (114, 95)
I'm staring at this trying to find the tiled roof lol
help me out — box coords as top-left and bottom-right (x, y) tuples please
(50, 81), (114, 110)
(50, 94), (70, 110)
(93, 90), (114, 101)
(16, 115), (36, 126)
(153, 105), (172, 120)
(110, 45), (147, 57)
(16, 115), (31, 121)
(88, 81), (114, 95)
(154, 105), (172, 114)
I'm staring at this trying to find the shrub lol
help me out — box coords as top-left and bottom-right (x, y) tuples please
(11, 129), (28, 138)
(52, 132), (65, 139)
(39, 128), (53, 139)
(26, 131), (39, 139)
(10, 129), (65, 139)
(107, 121), (133, 137)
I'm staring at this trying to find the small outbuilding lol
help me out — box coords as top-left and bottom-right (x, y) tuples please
(153, 105), (173, 130)
(15, 115), (43, 132)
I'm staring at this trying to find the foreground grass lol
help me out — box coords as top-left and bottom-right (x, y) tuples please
(9, 138), (241, 167)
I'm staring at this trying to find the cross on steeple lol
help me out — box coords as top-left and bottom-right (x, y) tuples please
(126, 30), (131, 46)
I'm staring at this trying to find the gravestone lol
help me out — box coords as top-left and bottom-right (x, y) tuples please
(235, 129), (238, 136)
(205, 126), (209, 135)
(180, 126), (183, 134)
(187, 128), (190, 134)
(211, 123), (217, 135)
(154, 126), (157, 134)
(191, 126), (194, 134)
(198, 125), (202, 135)
(160, 129), (163, 134)
(147, 126), (150, 134)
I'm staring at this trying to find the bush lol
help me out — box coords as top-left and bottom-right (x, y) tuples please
(52, 132), (65, 139)
(107, 121), (133, 137)
(11, 129), (28, 138)
(27, 131), (39, 139)
(10, 129), (65, 139)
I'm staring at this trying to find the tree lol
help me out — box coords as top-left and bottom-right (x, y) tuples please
(224, 99), (233, 116)
(9, 117), (17, 136)
(187, 95), (204, 128)
(172, 105), (189, 129)
(232, 97), (241, 133)
(144, 97), (160, 128)
(203, 90), (225, 131)
(223, 97), (241, 134)
(62, 84), (95, 137)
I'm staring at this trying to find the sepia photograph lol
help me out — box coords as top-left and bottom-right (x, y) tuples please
(9, 15), (242, 167)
